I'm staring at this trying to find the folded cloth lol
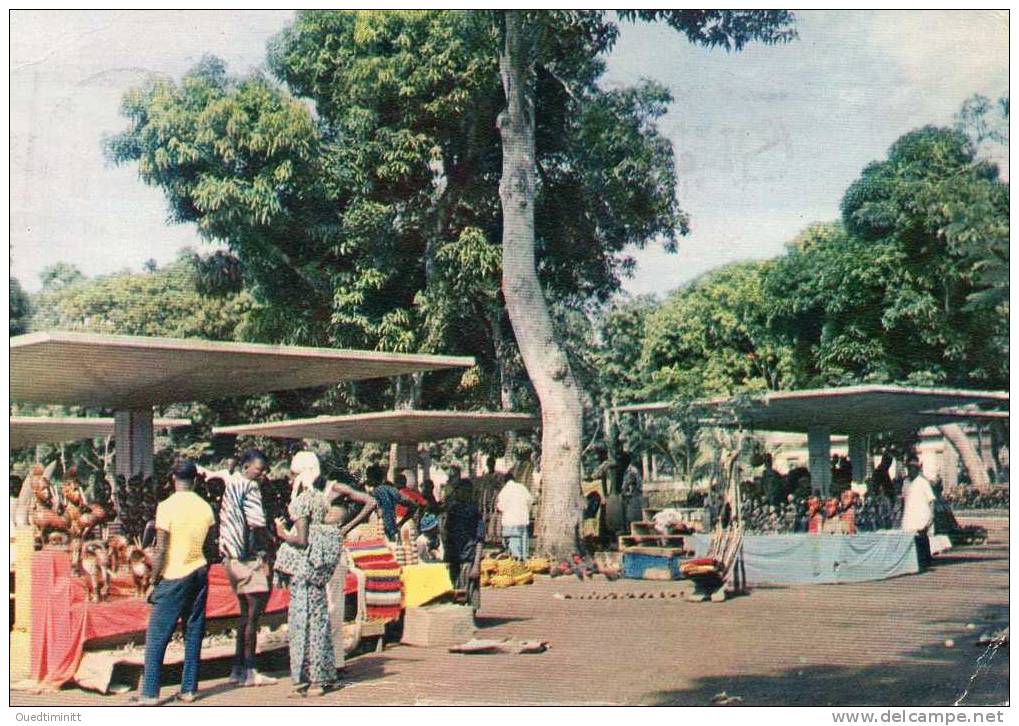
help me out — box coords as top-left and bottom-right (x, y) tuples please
(683, 557), (720, 568)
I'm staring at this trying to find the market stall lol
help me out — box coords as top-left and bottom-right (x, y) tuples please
(10, 331), (475, 685)
(614, 385), (1009, 589)
(213, 410), (540, 611)
(9, 416), (191, 451)
(688, 530), (919, 585)
(614, 385), (1009, 496)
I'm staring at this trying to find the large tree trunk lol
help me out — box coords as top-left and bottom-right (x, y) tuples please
(498, 11), (584, 557)
(939, 424), (991, 492)
(489, 308), (519, 459)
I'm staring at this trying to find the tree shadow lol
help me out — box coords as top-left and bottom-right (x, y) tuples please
(646, 608), (1009, 707)
(473, 615), (533, 629)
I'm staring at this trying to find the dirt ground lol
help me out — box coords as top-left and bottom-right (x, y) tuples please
(11, 518), (1008, 707)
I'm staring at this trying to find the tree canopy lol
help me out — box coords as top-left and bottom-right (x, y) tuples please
(767, 126), (1008, 389)
(105, 10), (689, 421)
(10, 277), (30, 336)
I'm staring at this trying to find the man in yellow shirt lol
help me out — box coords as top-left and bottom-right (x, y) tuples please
(137, 460), (215, 705)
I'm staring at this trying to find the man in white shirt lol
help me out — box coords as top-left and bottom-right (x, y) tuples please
(496, 473), (534, 560)
(901, 455), (935, 567)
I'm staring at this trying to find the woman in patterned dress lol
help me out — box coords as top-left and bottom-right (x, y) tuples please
(274, 471), (342, 697)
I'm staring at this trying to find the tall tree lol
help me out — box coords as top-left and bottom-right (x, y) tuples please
(9, 276), (30, 336)
(770, 127), (1009, 389)
(497, 10), (796, 553)
(107, 10), (690, 505)
(38, 262), (85, 291)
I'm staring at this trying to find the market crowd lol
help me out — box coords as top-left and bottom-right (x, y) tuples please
(130, 449), (531, 704)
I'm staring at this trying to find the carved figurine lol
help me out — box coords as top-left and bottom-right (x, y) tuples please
(80, 541), (112, 603)
(127, 545), (153, 597)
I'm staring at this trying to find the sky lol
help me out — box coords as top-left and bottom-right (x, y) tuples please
(9, 10), (1009, 296)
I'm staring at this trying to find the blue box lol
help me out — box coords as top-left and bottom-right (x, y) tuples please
(621, 546), (684, 580)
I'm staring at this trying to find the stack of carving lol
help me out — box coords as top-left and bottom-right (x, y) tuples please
(113, 474), (159, 543)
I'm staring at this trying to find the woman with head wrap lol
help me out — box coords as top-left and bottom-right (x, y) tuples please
(274, 452), (340, 696)
(289, 451), (321, 502)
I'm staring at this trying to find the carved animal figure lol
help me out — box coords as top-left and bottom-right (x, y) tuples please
(81, 542), (112, 603)
(107, 534), (130, 573)
(127, 545), (153, 597)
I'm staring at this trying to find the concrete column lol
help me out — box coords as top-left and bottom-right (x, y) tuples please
(419, 446), (432, 484)
(808, 426), (832, 497)
(389, 442), (418, 483)
(114, 410), (154, 479)
(941, 437), (959, 493)
(848, 434), (868, 483)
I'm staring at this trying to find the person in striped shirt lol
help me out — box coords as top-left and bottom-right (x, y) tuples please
(218, 449), (277, 687)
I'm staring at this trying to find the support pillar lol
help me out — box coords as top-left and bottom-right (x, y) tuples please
(390, 442), (419, 485)
(848, 434), (868, 484)
(941, 437), (960, 494)
(114, 410), (154, 479)
(808, 426), (832, 497)
(419, 446), (432, 485)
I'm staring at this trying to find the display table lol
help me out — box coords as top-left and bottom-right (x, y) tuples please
(28, 550), (357, 688)
(688, 531), (919, 586)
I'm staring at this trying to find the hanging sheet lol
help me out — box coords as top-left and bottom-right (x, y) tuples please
(688, 531), (919, 586)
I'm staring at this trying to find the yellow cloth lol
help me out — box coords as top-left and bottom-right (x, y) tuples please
(156, 491), (215, 580)
(401, 563), (453, 608)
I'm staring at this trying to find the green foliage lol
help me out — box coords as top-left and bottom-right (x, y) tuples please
(617, 10), (797, 51)
(10, 276), (30, 336)
(30, 255), (252, 341)
(39, 262), (85, 291)
(768, 126), (1008, 389)
(955, 93), (1009, 146)
(107, 10), (690, 421)
(642, 261), (796, 399)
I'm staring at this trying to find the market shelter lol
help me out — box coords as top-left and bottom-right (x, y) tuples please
(214, 409), (539, 476)
(9, 416), (191, 450)
(214, 410), (540, 614)
(11, 331), (475, 478)
(213, 409), (539, 442)
(10, 332), (474, 688)
(615, 384), (1009, 496)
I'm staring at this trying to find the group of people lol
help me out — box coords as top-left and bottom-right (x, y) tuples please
(138, 449), (538, 704)
(741, 453), (942, 564)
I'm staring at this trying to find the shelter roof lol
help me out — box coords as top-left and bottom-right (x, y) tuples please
(213, 410), (539, 443)
(612, 385), (1008, 434)
(11, 331), (474, 409)
(10, 416), (191, 449)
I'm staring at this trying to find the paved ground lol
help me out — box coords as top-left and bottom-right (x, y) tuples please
(12, 518), (1008, 707)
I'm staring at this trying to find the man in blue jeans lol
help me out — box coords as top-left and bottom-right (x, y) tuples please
(137, 460), (215, 705)
(496, 473), (534, 560)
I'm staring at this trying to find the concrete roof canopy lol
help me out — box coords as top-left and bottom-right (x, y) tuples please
(613, 385), (1009, 435)
(9, 416), (191, 450)
(213, 410), (539, 444)
(10, 332), (475, 409)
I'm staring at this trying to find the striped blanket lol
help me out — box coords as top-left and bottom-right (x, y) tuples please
(345, 538), (403, 622)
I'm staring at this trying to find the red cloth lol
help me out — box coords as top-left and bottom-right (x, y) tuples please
(29, 551), (358, 688)
(396, 487), (428, 520)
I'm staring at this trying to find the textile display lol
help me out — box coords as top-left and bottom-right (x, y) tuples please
(28, 550), (355, 688)
(344, 538), (404, 621)
(401, 563), (454, 609)
(688, 531), (919, 586)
